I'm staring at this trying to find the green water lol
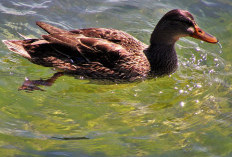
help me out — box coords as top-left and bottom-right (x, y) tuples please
(0, 0), (231, 156)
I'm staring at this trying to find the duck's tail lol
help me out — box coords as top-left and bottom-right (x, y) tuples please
(2, 40), (31, 59)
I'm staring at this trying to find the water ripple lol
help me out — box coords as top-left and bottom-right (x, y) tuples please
(11, 1), (51, 9)
(0, 3), (36, 15)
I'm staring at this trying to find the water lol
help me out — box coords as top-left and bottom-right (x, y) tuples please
(0, 0), (232, 156)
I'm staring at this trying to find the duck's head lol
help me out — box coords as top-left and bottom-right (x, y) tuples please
(151, 9), (218, 45)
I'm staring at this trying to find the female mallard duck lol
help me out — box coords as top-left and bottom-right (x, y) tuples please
(2, 9), (217, 82)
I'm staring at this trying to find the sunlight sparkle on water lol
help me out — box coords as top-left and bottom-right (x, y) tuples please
(195, 83), (202, 88)
(195, 47), (201, 51)
(214, 58), (219, 62)
(179, 89), (184, 94)
(217, 42), (223, 53)
(209, 69), (215, 74)
(180, 102), (185, 107)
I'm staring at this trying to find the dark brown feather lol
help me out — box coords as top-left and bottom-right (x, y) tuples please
(36, 21), (67, 34)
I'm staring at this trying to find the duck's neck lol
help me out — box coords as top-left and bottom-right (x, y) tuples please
(145, 42), (178, 77)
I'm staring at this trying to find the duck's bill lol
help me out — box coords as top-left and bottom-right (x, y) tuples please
(190, 27), (218, 44)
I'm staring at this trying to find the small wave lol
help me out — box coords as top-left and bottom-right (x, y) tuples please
(0, 3), (35, 15)
(11, 1), (51, 9)
(0, 1), (51, 16)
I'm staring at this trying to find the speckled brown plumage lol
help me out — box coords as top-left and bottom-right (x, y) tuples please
(2, 9), (218, 82)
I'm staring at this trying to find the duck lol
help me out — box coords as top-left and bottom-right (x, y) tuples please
(2, 9), (218, 82)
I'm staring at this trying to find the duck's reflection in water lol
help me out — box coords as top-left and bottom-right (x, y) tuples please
(18, 72), (64, 91)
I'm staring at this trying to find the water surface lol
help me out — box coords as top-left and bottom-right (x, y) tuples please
(0, 0), (232, 156)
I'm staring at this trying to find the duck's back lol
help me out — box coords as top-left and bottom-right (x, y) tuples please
(71, 28), (147, 54)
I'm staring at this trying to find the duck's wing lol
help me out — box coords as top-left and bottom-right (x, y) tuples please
(36, 21), (147, 53)
(41, 32), (149, 80)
